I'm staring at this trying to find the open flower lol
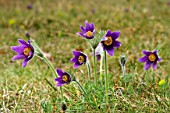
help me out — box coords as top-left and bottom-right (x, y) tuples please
(70, 50), (88, 68)
(77, 20), (95, 39)
(101, 30), (121, 56)
(11, 39), (34, 67)
(54, 69), (71, 87)
(138, 50), (162, 70)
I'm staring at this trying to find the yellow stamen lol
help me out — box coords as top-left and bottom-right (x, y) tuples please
(86, 31), (93, 37)
(62, 75), (69, 82)
(104, 36), (113, 46)
(148, 53), (156, 62)
(78, 55), (85, 63)
(23, 47), (31, 56)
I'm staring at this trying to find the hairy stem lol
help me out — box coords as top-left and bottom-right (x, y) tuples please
(104, 51), (108, 104)
(93, 49), (97, 84)
(86, 62), (91, 80)
(74, 80), (87, 96)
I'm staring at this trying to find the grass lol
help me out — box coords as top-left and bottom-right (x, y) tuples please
(0, 0), (170, 112)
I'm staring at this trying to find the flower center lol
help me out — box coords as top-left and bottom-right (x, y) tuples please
(148, 53), (156, 62)
(23, 47), (31, 56)
(86, 31), (93, 37)
(78, 55), (85, 63)
(104, 36), (113, 46)
(62, 75), (69, 82)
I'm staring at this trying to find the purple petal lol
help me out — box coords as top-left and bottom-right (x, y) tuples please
(105, 30), (112, 36)
(12, 54), (26, 61)
(152, 62), (157, 70)
(113, 40), (121, 48)
(111, 31), (120, 39)
(142, 50), (152, 55)
(85, 20), (90, 30)
(18, 39), (29, 46)
(73, 62), (81, 68)
(96, 55), (101, 61)
(72, 50), (81, 57)
(77, 32), (84, 37)
(22, 58), (30, 68)
(70, 57), (77, 63)
(158, 57), (162, 61)
(91, 23), (94, 30)
(106, 47), (114, 56)
(153, 50), (158, 54)
(57, 83), (66, 87)
(56, 69), (64, 77)
(54, 77), (62, 82)
(80, 26), (85, 31)
(11, 46), (25, 54)
(144, 61), (151, 70)
(138, 56), (148, 62)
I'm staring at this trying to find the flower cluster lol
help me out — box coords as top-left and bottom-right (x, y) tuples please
(10, 20), (163, 111)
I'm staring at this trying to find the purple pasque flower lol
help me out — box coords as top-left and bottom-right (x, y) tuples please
(92, 43), (103, 61)
(77, 20), (95, 39)
(54, 69), (71, 87)
(11, 39), (34, 68)
(70, 50), (88, 68)
(101, 30), (121, 56)
(138, 50), (162, 70)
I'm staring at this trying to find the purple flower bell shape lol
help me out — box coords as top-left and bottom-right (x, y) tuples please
(77, 20), (95, 39)
(101, 30), (121, 56)
(11, 39), (34, 67)
(138, 50), (162, 70)
(70, 50), (88, 68)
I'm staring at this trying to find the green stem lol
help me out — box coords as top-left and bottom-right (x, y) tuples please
(74, 80), (87, 95)
(100, 53), (104, 81)
(32, 38), (64, 101)
(122, 66), (126, 77)
(43, 56), (64, 101)
(93, 49), (97, 84)
(44, 77), (57, 91)
(86, 62), (91, 80)
(104, 51), (108, 104)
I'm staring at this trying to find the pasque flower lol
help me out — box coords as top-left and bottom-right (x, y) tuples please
(92, 43), (103, 61)
(77, 20), (95, 39)
(70, 50), (88, 68)
(11, 39), (34, 67)
(54, 69), (71, 87)
(101, 30), (121, 56)
(138, 50), (161, 70)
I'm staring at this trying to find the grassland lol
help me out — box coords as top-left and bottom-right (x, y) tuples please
(0, 0), (170, 112)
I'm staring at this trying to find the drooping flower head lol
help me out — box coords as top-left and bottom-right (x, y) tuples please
(92, 43), (103, 61)
(70, 50), (88, 68)
(77, 20), (95, 39)
(101, 30), (121, 56)
(138, 50), (162, 70)
(11, 39), (34, 67)
(54, 69), (71, 87)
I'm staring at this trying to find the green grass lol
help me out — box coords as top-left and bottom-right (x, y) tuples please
(0, 0), (170, 112)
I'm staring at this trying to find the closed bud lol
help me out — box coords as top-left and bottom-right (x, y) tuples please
(120, 55), (126, 66)
(60, 102), (67, 112)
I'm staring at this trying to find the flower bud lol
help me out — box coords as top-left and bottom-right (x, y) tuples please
(120, 55), (126, 66)
(60, 102), (67, 111)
